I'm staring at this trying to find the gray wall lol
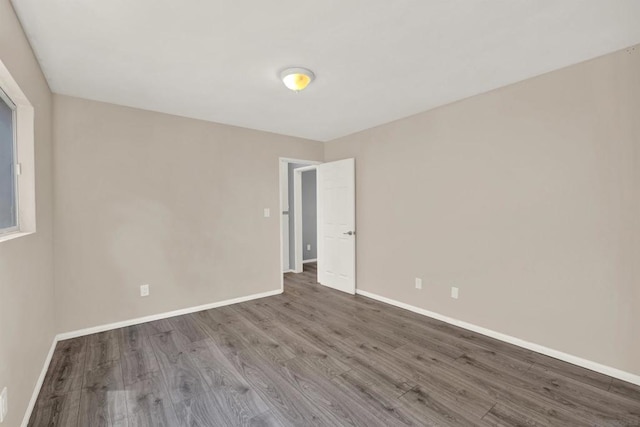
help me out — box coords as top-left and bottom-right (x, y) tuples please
(288, 164), (317, 267)
(325, 45), (640, 376)
(0, 1), (56, 426)
(301, 170), (317, 260)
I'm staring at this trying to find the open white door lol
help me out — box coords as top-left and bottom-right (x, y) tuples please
(317, 158), (356, 294)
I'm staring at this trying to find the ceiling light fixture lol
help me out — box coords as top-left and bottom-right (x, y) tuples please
(280, 67), (315, 92)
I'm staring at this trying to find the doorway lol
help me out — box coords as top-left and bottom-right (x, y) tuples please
(278, 157), (356, 294)
(279, 158), (319, 278)
(292, 165), (318, 273)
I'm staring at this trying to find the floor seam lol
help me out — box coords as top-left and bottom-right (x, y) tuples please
(75, 338), (89, 427)
(396, 384), (418, 400)
(481, 402), (497, 420)
(116, 330), (129, 425)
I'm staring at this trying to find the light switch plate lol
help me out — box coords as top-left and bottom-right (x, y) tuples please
(415, 278), (422, 289)
(263, 208), (270, 218)
(451, 287), (459, 299)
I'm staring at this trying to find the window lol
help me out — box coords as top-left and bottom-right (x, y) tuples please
(0, 88), (17, 234)
(0, 59), (35, 242)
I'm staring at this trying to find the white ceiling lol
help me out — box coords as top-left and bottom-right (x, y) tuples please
(11, 0), (640, 141)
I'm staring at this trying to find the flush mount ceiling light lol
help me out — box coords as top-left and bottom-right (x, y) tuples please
(280, 67), (315, 92)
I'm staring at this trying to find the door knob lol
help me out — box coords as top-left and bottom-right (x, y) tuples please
(343, 231), (356, 236)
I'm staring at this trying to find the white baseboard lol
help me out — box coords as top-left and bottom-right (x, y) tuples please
(302, 258), (317, 264)
(21, 336), (58, 427)
(23, 286), (639, 427)
(21, 288), (280, 424)
(57, 288), (282, 341)
(356, 289), (640, 387)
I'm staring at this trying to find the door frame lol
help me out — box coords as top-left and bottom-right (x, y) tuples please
(279, 158), (321, 290)
(293, 165), (318, 273)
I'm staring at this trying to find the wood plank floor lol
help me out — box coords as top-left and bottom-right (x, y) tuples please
(29, 263), (640, 426)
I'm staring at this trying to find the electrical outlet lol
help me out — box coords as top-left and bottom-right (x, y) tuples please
(415, 278), (422, 290)
(140, 284), (150, 297)
(0, 387), (7, 423)
(306, 244), (311, 251)
(451, 287), (459, 299)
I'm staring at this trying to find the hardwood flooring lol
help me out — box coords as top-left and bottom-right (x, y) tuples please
(29, 263), (640, 426)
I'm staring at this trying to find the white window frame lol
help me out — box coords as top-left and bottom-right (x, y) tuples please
(0, 59), (35, 243)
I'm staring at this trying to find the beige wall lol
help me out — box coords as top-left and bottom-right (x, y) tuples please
(325, 46), (640, 376)
(2, 6), (638, 423)
(0, 1), (55, 425)
(53, 95), (323, 332)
